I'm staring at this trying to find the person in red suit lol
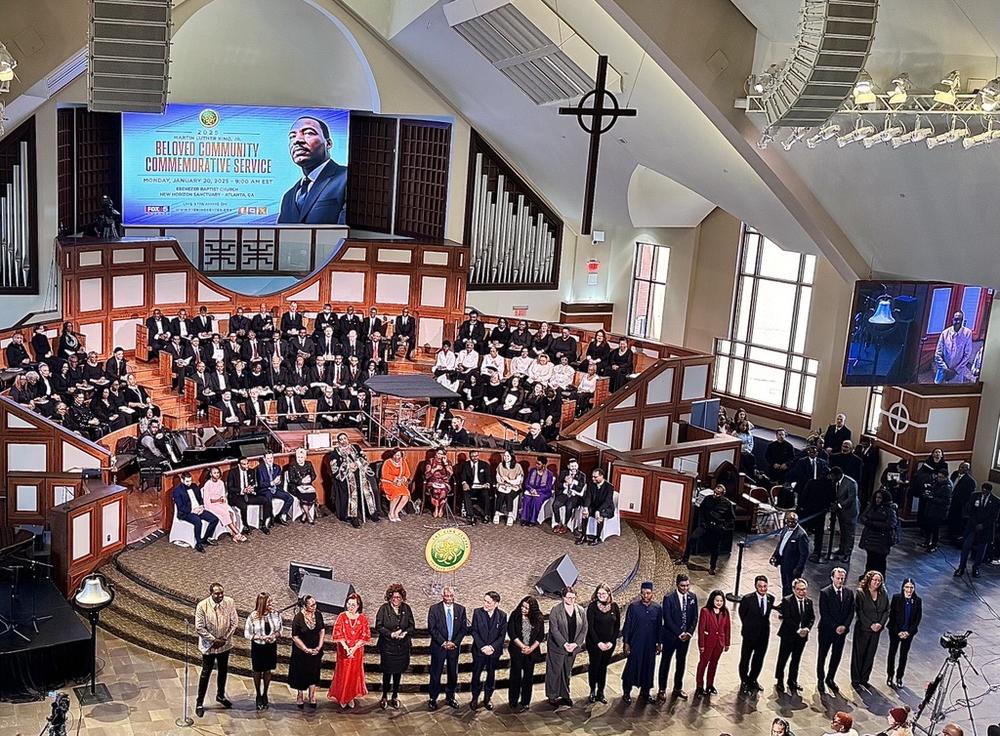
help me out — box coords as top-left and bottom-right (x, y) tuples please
(327, 594), (371, 709)
(695, 589), (731, 697)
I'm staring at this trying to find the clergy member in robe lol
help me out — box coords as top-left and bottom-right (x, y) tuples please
(327, 434), (379, 527)
(519, 456), (554, 526)
(621, 582), (662, 704)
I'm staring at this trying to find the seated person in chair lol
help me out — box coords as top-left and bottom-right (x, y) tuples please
(579, 469), (615, 546)
(171, 472), (220, 553)
(457, 449), (494, 524)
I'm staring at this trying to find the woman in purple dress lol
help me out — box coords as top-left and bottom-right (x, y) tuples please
(519, 456), (554, 526)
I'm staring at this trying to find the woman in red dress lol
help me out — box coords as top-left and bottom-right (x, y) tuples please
(695, 589), (730, 697)
(424, 448), (453, 519)
(327, 593), (371, 708)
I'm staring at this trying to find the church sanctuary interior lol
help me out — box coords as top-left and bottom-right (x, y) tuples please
(4, 1), (1000, 735)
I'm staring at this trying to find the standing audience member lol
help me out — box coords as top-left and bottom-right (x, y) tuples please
(694, 589), (730, 697)
(816, 567), (854, 694)
(621, 582), (661, 704)
(886, 578), (922, 688)
(657, 574), (697, 701)
(947, 462), (976, 541)
(328, 593), (370, 709)
(427, 587), (467, 710)
(770, 512), (810, 597)
(773, 578), (815, 693)
(765, 429), (795, 484)
(375, 584), (415, 710)
(955, 482), (1000, 577)
(545, 587), (588, 708)
(737, 575), (775, 695)
(823, 413), (851, 453)
(851, 570), (889, 689)
(855, 436), (881, 510)
(585, 583), (620, 704)
(194, 583), (238, 717)
(830, 467), (859, 562)
(470, 591), (508, 711)
(244, 592), (282, 711)
(920, 469), (953, 552)
(681, 484), (736, 575)
(507, 595), (544, 712)
(288, 595), (324, 709)
(859, 489), (898, 576)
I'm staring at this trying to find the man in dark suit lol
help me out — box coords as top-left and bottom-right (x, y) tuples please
(816, 567), (854, 693)
(470, 591), (507, 710)
(277, 116), (347, 225)
(171, 472), (219, 553)
(656, 574), (698, 701)
(339, 307), (362, 340)
(427, 587), (468, 710)
(360, 307), (382, 341)
(225, 456), (269, 535)
(456, 449), (493, 523)
(457, 310), (487, 352)
(104, 347), (128, 381)
(552, 458), (587, 533)
(276, 386), (306, 430)
(770, 512), (810, 596)
(764, 428), (796, 484)
(171, 309), (192, 341)
(146, 309), (171, 356)
(956, 482), (1000, 578)
(823, 413), (851, 453)
(340, 329), (367, 364)
(218, 390), (246, 426)
(948, 462), (977, 541)
(280, 301), (305, 338)
(774, 578), (815, 692)
(255, 452), (293, 524)
(829, 439), (863, 483)
(580, 469), (615, 545)
(737, 574), (775, 695)
(4, 333), (30, 368)
(392, 307), (416, 360)
(228, 306), (250, 337)
(830, 467), (859, 561)
(193, 306), (214, 340)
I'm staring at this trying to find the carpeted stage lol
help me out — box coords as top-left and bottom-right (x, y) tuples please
(116, 515), (641, 619)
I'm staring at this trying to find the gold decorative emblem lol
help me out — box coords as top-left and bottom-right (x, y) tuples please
(425, 527), (471, 573)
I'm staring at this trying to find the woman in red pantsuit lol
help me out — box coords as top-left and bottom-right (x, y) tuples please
(327, 594), (371, 708)
(695, 589), (731, 696)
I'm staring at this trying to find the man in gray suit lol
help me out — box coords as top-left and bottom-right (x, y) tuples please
(544, 586), (588, 708)
(830, 467), (858, 562)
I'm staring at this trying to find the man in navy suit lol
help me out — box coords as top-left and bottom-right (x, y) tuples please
(171, 472), (219, 553)
(470, 591), (508, 710)
(656, 573), (698, 701)
(737, 574), (776, 694)
(816, 567), (855, 693)
(277, 116), (347, 225)
(774, 578), (815, 692)
(770, 512), (810, 597)
(254, 451), (293, 524)
(427, 586), (467, 710)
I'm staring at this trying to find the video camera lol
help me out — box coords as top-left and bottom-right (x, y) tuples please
(940, 630), (972, 659)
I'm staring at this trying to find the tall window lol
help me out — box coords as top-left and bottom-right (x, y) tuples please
(628, 242), (669, 340)
(865, 386), (884, 434)
(714, 225), (818, 414)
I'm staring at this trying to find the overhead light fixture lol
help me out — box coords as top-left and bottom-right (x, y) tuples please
(751, 63), (783, 95)
(758, 128), (775, 149)
(853, 70), (877, 105)
(806, 123), (840, 148)
(926, 120), (969, 149)
(863, 123), (904, 148)
(887, 73), (912, 106)
(836, 121), (876, 147)
(963, 121), (995, 149)
(978, 77), (1000, 112)
(891, 117), (933, 148)
(933, 70), (960, 106)
(0, 42), (16, 83)
(781, 127), (808, 150)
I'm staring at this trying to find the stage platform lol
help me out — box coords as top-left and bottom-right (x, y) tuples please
(101, 516), (673, 691)
(0, 580), (91, 701)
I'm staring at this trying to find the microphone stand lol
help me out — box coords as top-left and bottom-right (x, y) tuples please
(175, 619), (194, 727)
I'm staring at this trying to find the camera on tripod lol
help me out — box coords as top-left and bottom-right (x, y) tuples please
(939, 630), (972, 659)
(45, 692), (70, 736)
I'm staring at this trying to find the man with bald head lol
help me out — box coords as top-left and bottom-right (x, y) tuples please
(277, 115), (347, 224)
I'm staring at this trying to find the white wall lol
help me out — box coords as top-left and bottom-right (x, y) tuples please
(971, 305), (1000, 478)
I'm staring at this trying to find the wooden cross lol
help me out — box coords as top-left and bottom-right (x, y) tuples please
(558, 55), (637, 236)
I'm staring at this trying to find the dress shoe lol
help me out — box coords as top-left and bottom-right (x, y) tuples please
(256, 695), (264, 711)
(887, 677), (895, 687)
(788, 682), (802, 693)
(589, 538), (601, 546)
(563, 698), (574, 707)
(216, 695), (232, 708)
(446, 698), (460, 709)
(470, 697), (479, 711)
(195, 543), (206, 553)
(973, 568), (981, 578)
(206, 538), (218, 546)
(895, 678), (903, 688)
(753, 681), (764, 692)
(654, 691), (667, 703)
(694, 688), (706, 697)
(775, 681), (785, 693)
(195, 704), (205, 717)
(588, 694), (597, 704)
(954, 568), (966, 577)
(672, 689), (688, 700)
(575, 536), (587, 545)
(597, 692), (607, 704)
(380, 698), (388, 710)
(428, 700), (438, 711)
(351, 518), (361, 529)
(483, 700), (493, 711)
(259, 525), (270, 535)
(390, 698), (400, 709)
(707, 687), (718, 695)
(709, 568), (717, 575)
(826, 679), (840, 693)
(263, 695), (269, 710)
(621, 693), (633, 705)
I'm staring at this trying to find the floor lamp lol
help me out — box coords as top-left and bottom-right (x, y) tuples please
(72, 573), (115, 705)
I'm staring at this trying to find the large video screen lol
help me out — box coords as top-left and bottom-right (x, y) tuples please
(122, 104), (350, 226)
(843, 280), (994, 387)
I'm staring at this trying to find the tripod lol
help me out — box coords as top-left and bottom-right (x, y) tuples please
(913, 646), (980, 736)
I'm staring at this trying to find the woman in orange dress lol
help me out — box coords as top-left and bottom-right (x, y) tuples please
(381, 449), (412, 522)
(328, 593), (371, 708)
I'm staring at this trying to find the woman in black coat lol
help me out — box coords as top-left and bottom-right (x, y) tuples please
(375, 583), (415, 710)
(859, 489), (898, 576)
(488, 318), (512, 356)
(581, 330), (612, 375)
(607, 338), (634, 392)
(507, 595), (545, 712)
(886, 578), (921, 688)
(585, 583), (621, 703)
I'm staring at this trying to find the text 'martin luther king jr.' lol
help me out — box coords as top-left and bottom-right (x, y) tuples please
(276, 115), (348, 225)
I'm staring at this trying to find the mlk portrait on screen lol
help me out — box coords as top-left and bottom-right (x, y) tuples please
(277, 115), (347, 225)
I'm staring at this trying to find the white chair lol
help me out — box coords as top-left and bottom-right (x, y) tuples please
(585, 491), (621, 541)
(244, 496), (303, 528)
(169, 507), (228, 548)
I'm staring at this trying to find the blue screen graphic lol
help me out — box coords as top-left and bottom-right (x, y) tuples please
(122, 104), (349, 226)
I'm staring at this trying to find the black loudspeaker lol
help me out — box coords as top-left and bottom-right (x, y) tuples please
(535, 554), (579, 596)
(288, 561), (333, 592)
(298, 576), (356, 615)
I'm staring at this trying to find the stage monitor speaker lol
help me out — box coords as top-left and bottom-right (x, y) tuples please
(299, 576), (356, 615)
(535, 554), (579, 596)
(288, 561), (333, 593)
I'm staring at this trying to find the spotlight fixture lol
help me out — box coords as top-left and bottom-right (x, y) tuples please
(862, 123), (904, 148)
(751, 63), (783, 95)
(806, 123), (840, 148)
(978, 77), (1000, 112)
(853, 70), (877, 105)
(963, 122), (995, 149)
(836, 122), (876, 147)
(0, 42), (16, 83)
(933, 70), (961, 106)
(891, 119), (934, 148)
(886, 73), (912, 106)
(926, 121), (969, 149)
(781, 127), (808, 150)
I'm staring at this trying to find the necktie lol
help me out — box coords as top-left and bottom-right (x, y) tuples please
(446, 607), (454, 639)
(680, 595), (687, 627)
(799, 599), (804, 618)
(838, 588), (843, 604)
(295, 177), (310, 208)
(760, 597), (766, 616)
(811, 459), (817, 480)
